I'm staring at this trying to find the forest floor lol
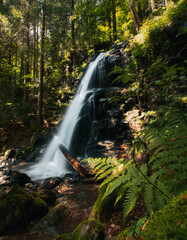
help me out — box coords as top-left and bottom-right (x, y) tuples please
(1, 181), (146, 240)
(0, 108), (146, 239)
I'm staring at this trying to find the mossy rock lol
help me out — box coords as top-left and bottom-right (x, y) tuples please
(143, 193), (187, 240)
(56, 220), (105, 240)
(31, 204), (70, 235)
(89, 185), (116, 221)
(0, 185), (48, 235)
(36, 189), (57, 206)
(55, 233), (71, 240)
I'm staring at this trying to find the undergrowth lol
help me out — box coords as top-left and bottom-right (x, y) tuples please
(82, 106), (187, 219)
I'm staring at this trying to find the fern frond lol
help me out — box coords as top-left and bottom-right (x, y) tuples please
(115, 183), (131, 205)
(123, 184), (142, 218)
(102, 173), (130, 201)
(144, 184), (154, 213)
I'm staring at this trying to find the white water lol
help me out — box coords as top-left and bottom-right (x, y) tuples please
(23, 52), (107, 180)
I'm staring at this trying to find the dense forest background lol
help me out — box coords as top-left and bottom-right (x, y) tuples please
(1, 0), (185, 149)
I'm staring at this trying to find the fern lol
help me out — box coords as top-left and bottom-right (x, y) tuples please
(123, 184), (141, 218)
(82, 107), (187, 220)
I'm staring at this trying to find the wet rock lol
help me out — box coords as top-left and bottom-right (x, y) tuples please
(25, 182), (38, 192)
(0, 185), (48, 236)
(8, 170), (32, 186)
(39, 177), (63, 190)
(31, 204), (70, 235)
(4, 149), (16, 159)
(30, 132), (47, 148)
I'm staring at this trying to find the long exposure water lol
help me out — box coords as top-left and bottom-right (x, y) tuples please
(23, 52), (107, 180)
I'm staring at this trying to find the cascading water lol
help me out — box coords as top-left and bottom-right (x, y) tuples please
(23, 52), (107, 181)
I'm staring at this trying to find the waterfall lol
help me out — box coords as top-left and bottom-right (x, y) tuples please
(23, 52), (107, 181)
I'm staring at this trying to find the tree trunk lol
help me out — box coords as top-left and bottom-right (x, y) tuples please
(24, 22), (30, 103)
(128, 0), (140, 33)
(20, 52), (24, 84)
(8, 53), (12, 101)
(37, 2), (45, 126)
(71, 0), (76, 49)
(106, 0), (112, 41)
(33, 23), (36, 79)
(71, 0), (76, 68)
(111, 0), (117, 41)
(138, 1), (143, 22)
(58, 143), (94, 177)
(150, 0), (156, 11)
(36, 22), (39, 79)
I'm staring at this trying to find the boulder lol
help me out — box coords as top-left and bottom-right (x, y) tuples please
(8, 170), (32, 186)
(0, 185), (48, 236)
(36, 189), (57, 206)
(55, 220), (105, 240)
(31, 204), (70, 235)
(39, 177), (63, 190)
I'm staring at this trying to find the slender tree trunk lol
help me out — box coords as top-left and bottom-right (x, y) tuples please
(71, 0), (76, 68)
(24, 21), (30, 103)
(128, 0), (140, 33)
(37, 2), (45, 126)
(150, 0), (156, 11)
(106, 0), (112, 41)
(137, 1), (143, 22)
(8, 53), (12, 101)
(33, 23), (36, 80)
(111, 0), (117, 41)
(36, 22), (39, 79)
(71, 0), (75, 49)
(20, 52), (24, 84)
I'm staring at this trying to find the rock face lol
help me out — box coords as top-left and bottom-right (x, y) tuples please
(56, 220), (105, 240)
(69, 43), (132, 160)
(31, 204), (70, 235)
(0, 185), (48, 236)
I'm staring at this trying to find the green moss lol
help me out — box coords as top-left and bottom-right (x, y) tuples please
(89, 186), (106, 220)
(0, 185), (48, 235)
(89, 185), (115, 221)
(55, 220), (105, 240)
(72, 220), (104, 240)
(115, 228), (129, 240)
(143, 193), (187, 240)
(55, 233), (71, 240)
(133, 0), (187, 54)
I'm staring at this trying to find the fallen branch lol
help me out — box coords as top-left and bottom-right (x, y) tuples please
(58, 143), (94, 178)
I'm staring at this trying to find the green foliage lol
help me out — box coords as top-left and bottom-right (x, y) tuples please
(83, 107), (187, 220)
(142, 57), (187, 106)
(133, 0), (187, 51)
(143, 192), (187, 240)
(142, 107), (187, 195)
(111, 59), (137, 85)
(128, 216), (148, 238)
